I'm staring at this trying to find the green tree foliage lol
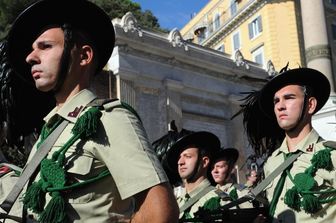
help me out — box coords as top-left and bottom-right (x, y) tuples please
(0, 0), (36, 39)
(91, 0), (161, 30)
(0, 0), (163, 39)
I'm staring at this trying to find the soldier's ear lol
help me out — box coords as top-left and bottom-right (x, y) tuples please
(202, 156), (210, 168)
(79, 45), (94, 66)
(307, 97), (317, 115)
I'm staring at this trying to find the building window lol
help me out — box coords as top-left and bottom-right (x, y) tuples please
(248, 16), (263, 39)
(230, 0), (238, 16)
(232, 32), (240, 51)
(197, 29), (206, 44)
(332, 24), (336, 40)
(216, 44), (225, 52)
(214, 13), (221, 30)
(252, 46), (264, 67)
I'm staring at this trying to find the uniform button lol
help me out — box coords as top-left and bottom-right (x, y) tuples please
(280, 197), (284, 200)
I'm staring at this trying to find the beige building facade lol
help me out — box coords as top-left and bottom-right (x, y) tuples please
(181, 0), (336, 140)
(181, 0), (303, 70)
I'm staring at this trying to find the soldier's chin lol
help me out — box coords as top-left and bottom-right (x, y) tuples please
(35, 83), (54, 92)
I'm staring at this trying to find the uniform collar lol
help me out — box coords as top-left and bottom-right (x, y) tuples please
(44, 89), (97, 123)
(217, 182), (234, 192)
(278, 129), (320, 155)
(186, 178), (211, 198)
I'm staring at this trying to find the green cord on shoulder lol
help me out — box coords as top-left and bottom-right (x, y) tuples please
(23, 107), (109, 223)
(284, 147), (335, 214)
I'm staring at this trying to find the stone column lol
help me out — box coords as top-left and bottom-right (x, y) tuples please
(300, 0), (335, 95)
(300, 0), (336, 140)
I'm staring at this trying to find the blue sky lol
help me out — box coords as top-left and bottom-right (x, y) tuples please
(132, 0), (209, 30)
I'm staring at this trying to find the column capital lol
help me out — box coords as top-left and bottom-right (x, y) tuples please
(305, 44), (331, 63)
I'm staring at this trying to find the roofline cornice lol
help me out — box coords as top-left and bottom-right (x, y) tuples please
(203, 0), (267, 47)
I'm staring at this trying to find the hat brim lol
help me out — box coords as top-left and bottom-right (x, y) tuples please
(166, 131), (220, 172)
(259, 68), (330, 118)
(7, 0), (115, 81)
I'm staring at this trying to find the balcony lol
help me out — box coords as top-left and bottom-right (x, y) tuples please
(189, 0), (265, 47)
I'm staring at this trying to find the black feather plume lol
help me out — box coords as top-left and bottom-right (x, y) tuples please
(232, 90), (284, 156)
(0, 39), (55, 166)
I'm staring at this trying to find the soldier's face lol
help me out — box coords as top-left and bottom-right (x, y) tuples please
(248, 170), (258, 184)
(177, 147), (199, 180)
(273, 85), (307, 131)
(211, 159), (229, 185)
(25, 27), (64, 92)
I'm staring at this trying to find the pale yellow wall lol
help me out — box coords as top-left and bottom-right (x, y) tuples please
(180, 0), (220, 36)
(181, 0), (304, 71)
(263, 1), (303, 70)
(181, 0), (245, 43)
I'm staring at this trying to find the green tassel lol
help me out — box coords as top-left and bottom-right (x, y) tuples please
(24, 108), (103, 222)
(284, 187), (300, 211)
(229, 188), (238, 201)
(38, 192), (66, 223)
(293, 173), (315, 191)
(203, 196), (221, 211)
(304, 166), (316, 176)
(22, 181), (46, 213)
(72, 107), (102, 138)
(41, 159), (66, 188)
(301, 194), (322, 214)
(311, 149), (333, 171)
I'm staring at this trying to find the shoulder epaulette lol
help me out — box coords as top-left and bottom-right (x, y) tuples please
(0, 163), (22, 177)
(323, 141), (336, 149)
(86, 98), (142, 122)
(86, 98), (118, 109)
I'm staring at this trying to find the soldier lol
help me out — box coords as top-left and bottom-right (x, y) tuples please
(0, 163), (23, 223)
(4, 0), (179, 222)
(239, 66), (336, 222)
(245, 169), (260, 189)
(166, 131), (221, 221)
(210, 147), (252, 207)
(152, 120), (193, 188)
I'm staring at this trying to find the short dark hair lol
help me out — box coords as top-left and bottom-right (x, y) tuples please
(198, 145), (214, 160)
(301, 85), (314, 98)
(62, 25), (99, 72)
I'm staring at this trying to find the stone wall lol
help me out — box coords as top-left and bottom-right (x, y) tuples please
(99, 12), (272, 182)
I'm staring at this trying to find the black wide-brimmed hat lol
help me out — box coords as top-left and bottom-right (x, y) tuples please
(152, 120), (194, 185)
(166, 131), (221, 172)
(213, 147), (239, 165)
(259, 68), (330, 118)
(7, 0), (115, 81)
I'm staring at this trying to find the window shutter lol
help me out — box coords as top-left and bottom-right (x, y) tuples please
(230, 0), (237, 15)
(258, 16), (263, 32)
(233, 33), (240, 50)
(248, 23), (253, 39)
